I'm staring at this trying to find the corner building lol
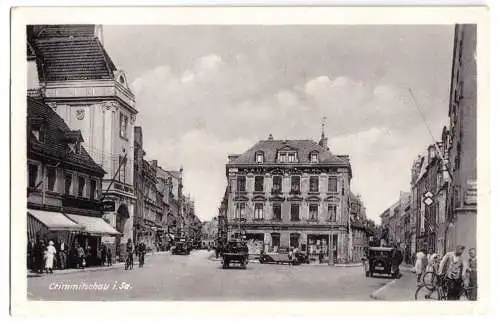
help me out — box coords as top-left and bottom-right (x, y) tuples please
(225, 134), (352, 264)
(28, 25), (137, 260)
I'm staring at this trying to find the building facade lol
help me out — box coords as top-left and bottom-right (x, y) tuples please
(445, 24), (477, 253)
(224, 133), (353, 264)
(28, 25), (138, 260)
(27, 96), (120, 268)
(201, 217), (219, 249)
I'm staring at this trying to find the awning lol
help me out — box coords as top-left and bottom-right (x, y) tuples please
(65, 214), (121, 236)
(28, 209), (84, 231)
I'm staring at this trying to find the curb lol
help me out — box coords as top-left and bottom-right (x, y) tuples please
(370, 279), (397, 300)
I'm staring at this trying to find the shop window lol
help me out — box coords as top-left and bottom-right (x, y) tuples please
(290, 233), (300, 249)
(291, 175), (300, 193)
(309, 176), (319, 192)
(46, 166), (57, 192)
(309, 204), (318, 220)
(272, 175), (282, 193)
(271, 233), (280, 250)
(272, 203), (282, 220)
(328, 176), (338, 193)
(28, 163), (39, 188)
(64, 173), (73, 195)
(291, 203), (300, 221)
(254, 203), (264, 220)
(237, 176), (246, 192)
(78, 176), (86, 197)
(254, 175), (264, 192)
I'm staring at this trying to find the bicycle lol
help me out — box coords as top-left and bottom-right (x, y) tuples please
(125, 253), (134, 270)
(415, 271), (476, 300)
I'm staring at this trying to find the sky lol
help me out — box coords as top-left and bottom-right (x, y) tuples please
(103, 25), (454, 223)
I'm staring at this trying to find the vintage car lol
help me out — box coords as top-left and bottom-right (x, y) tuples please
(171, 239), (191, 255)
(221, 240), (249, 269)
(366, 246), (396, 278)
(259, 250), (308, 265)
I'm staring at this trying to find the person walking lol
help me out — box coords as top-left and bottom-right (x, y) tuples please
(138, 241), (146, 268)
(100, 244), (107, 267)
(391, 244), (404, 278)
(45, 240), (56, 273)
(27, 239), (36, 271)
(438, 245), (467, 300)
(414, 249), (428, 284)
(125, 238), (134, 270)
(58, 240), (67, 270)
(106, 246), (113, 266)
(466, 248), (477, 300)
(35, 239), (46, 274)
(77, 243), (86, 269)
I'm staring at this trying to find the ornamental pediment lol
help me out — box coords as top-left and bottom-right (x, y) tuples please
(287, 196), (303, 202)
(269, 196), (285, 202)
(306, 195), (321, 202)
(326, 196), (341, 203)
(251, 195), (267, 202)
(234, 195), (249, 202)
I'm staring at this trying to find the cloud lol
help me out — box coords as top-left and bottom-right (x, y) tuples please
(131, 54), (448, 221)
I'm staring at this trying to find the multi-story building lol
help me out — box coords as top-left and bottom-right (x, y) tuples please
(201, 217), (218, 248)
(224, 133), (353, 264)
(348, 193), (371, 262)
(27, 96), (120, 268)
(445, 24), (477, 253)
(133, 127), (164, 251)
(28, 25), (138, 260)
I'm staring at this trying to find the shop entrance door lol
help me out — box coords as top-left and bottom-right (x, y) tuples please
(307, 234), (329, 264)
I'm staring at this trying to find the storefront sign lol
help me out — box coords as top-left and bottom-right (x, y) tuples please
(101, 201), (115, 212)
(464, 179), (477, 205)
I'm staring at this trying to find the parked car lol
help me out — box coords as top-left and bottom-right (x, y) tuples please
(366, 247), (396, 278)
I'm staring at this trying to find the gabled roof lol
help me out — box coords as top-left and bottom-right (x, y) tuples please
(27, 96), (105, 176)
(32, 36), (116, 82)
(228, 139), (350, 166)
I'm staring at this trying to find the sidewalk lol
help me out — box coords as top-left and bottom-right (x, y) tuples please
(370, 272), (416, 301)
(27, 251), (170, 277)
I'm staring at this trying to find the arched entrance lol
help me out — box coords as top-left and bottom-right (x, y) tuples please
(116, 203), (130, 260)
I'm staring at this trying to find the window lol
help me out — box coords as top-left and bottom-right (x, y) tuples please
(291, 175), (301, 193)
(290, 233), (300, 249)
(309, 176), (319, 192)
(288, 153), (297, 163)
(118, 155), (127, 183)
(64, 173), (73, 195)
(237, 176), (246, 192)
(272, 175), (282, 193)
(120, 112), (129, 139)
(291, 203), (300, 221)
(271, 233), (280, 250)
(78, 176), (86, 197)
(90, 179), (97, 200)
(28, 163), (39, 188)
(32, 125), (45, 142)
(309, 204), (318, 220)
(256, 152), (264, 163)
(254, 176), (264, 192)
(272, 204), (282, 220)
(328, 205), (337, 222)
(236, 203), (246, 219)
(311, 152), (319, 163)
(254, 203), (264, 220)
(46, 166), (57, 192)
(328, 176), (338, 193)
(279, 153), (287, 163)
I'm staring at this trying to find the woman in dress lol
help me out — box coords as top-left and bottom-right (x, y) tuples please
(414, 249), (428, 284)
(45, 240), (57, 273)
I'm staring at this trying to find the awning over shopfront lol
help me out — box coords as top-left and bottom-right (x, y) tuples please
(65, 214), (121, 236)
(28, 209), (84, 232)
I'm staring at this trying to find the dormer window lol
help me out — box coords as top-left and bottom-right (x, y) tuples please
(255, 151), (264, 163)
(278, 151), (298, 163)
(32, 125), (45, 142)
(310, 152), (319, 163)
(68, 142), (81, 154)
